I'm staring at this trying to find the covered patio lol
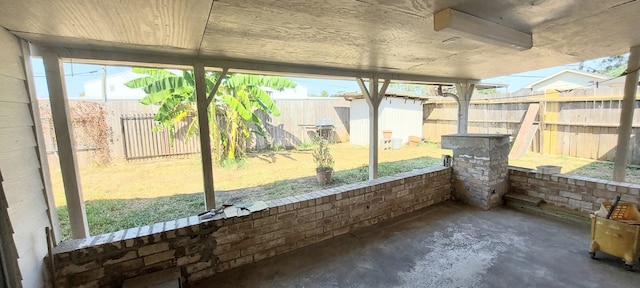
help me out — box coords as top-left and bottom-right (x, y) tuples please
(1, 0), (640, 287)
(200, 202), (638, 288)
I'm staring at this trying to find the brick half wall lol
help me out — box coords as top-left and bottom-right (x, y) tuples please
(509, 166), (640, 212)
(51, 166), (452, 287)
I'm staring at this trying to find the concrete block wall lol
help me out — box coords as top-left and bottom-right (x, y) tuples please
(509, 166), (640, 212)
(51, 167), (451, 287)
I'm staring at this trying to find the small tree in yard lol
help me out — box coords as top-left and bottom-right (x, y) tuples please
(125, 68), (296, 163)
(312, 136), (334, 184)
(313, 139), (334, 172)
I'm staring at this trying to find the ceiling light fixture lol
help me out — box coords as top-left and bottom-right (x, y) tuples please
(434, 8), (532, 50)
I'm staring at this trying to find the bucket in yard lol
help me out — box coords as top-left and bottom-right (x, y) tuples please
(408, 135), (420, 147)
(391, 138), (402, 150)
(383, 130), (392, 140)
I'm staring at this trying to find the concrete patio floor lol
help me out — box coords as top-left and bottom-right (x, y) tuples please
(196, 201), (640, 288)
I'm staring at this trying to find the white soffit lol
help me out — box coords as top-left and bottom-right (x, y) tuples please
(0, 0), (639, 81)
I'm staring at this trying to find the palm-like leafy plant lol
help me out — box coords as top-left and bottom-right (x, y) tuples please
(125, 68), (296, 162)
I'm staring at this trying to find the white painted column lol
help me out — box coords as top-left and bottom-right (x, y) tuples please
(455, 83), (475, 134)
(193, 63), (216, 210)
(21, 42), (62, 243)
(42, 52), (89, 239)
(358, 77), (389, 180)
(613, 46), (640, 182)
(368, 77), (380, 180)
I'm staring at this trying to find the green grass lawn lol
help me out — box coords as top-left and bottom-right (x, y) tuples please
(51, 143), (640, 241)
(52, 144), (444, 240)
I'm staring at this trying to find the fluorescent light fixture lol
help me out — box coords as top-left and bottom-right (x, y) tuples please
(434, 8), (532, 50)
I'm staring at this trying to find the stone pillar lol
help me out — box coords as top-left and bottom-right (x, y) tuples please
(441, 134), (510, 210)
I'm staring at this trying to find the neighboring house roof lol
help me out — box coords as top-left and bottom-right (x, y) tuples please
(523, 69), (610, 91)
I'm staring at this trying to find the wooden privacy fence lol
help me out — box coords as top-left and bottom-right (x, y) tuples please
(423, 88), (640, 164)
(249, 98), (350, 150)
(120, 114), (200, 160)
(40, 99), (350, 162)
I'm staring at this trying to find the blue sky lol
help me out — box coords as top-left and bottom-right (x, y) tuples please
(30, 57), (599, 99)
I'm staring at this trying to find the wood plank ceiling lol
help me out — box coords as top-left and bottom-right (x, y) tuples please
(0, 0), (639, 82)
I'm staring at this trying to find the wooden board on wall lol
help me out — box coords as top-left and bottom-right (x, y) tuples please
(576, 126), (588, 159)
(2, 168), (45, 207)
(597, 127), (609, 161)
(605, 127), (618, 161)
(0, 28), (52, 287)
(590, 127), (600, 160)
(0, 29), (26, 80)
(0, 102), (34, 128)
(0, 75), (30, 103)
(0, 126), (37, 153)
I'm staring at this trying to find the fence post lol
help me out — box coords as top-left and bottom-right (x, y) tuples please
(538, 101), (545, 154)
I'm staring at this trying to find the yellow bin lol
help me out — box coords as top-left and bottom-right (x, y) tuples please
(589, 201), (640, 270)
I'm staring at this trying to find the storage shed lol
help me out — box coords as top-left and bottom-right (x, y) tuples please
(343, 92), (429, 146)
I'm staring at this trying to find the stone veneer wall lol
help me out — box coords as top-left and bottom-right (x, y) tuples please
(51, 167), (451, 287)
(509, 166), (640, 212)
(442, 134), (510, 210)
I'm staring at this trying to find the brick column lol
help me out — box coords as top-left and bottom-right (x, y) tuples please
(441, 134), (510, 210)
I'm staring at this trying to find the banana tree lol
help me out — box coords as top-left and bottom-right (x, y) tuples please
(125, 67), (296, 162)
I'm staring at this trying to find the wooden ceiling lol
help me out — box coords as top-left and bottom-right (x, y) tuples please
(1, 0), (639, 82)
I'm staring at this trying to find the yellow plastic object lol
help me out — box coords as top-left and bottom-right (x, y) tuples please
(590, 201), (640, 269)
(597, 201), (640, 222)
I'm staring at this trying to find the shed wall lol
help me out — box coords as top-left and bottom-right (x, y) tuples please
(349, 98), (422, 146)
(0, 28), (54, 288)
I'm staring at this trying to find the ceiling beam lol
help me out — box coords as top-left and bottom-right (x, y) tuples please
(29, 45), (195, 70)
(29, 45), (479, 85)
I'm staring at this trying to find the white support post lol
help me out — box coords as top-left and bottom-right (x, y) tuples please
(358, 77), (390, 180)
(368, 77), (380, 181)
(455, 83), (475, 134)
(613, 46), (640, 182)
(42, 52), (89, 239)
(194, 63), (216, 210)
(21, 42), (62, 243)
